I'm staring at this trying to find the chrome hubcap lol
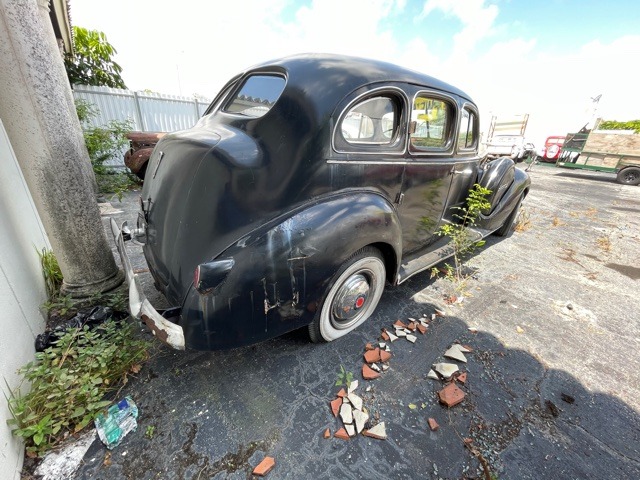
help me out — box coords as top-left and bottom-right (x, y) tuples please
(332, 273), (370, 324)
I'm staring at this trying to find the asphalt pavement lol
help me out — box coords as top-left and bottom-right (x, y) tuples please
(72, 164), (639, 479)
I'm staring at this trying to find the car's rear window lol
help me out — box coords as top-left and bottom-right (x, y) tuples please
(224, 75), (285, 118)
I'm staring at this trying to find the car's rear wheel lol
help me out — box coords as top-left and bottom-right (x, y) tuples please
(617, 167), (640, 186)
(494, 194), (524, 237)
(309, 247), (386, 343)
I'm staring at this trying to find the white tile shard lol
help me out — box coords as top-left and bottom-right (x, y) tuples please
(366, 422), (387, 439)
(340, 403), (353, 424)
(345, 423), (356, 437)
(406, 334), (417, 343)
(395, 329), (407, 337)
(427, 369), (439, 380)
(387, 332), (398, 342)
(353, 409), (369, 434)
(347, 393), (363, 411)
(370, 363), (381, 372)
(348, 380), (359, 394)
(433, 362), (459, 379)
(444, 345), (468, 363)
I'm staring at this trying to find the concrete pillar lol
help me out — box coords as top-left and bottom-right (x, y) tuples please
(0, 0), (123, 296)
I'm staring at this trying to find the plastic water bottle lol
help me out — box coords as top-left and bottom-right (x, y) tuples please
(94, 396), (139, 449)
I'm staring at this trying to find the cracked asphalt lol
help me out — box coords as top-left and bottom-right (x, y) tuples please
(73, 164), (639, 479)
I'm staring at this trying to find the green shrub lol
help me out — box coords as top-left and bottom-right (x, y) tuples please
(6, 321), (150, 456)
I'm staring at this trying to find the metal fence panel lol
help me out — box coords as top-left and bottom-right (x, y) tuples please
(72, 85), (212, 167)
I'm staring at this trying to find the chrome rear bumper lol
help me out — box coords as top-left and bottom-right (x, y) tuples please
(110, 218), (185, 350)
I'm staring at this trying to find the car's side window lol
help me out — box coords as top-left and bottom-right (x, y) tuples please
(458, 108), (477, 150)
(410, 96), (453, 151)
(341, 97), (398, 145)
(224, 75), (286, 118)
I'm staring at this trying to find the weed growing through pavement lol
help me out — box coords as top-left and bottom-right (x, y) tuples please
(431, 184), (492, 284)
(145, 425), (155, 439)
(37, 248), (63, 301)
(514, 207), (531, 232)
(335, 365), (354, 389)
(596, 236), (612, 252)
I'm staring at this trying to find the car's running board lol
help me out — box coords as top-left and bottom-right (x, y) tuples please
(396, 227), (491, 284)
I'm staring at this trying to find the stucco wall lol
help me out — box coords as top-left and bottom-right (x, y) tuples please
(0, 119), (49, 480)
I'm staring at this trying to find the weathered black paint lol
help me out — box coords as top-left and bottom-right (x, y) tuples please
(139, 54), (530, 350)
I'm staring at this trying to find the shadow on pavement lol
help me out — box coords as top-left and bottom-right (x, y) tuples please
(72, 269), (640, 479)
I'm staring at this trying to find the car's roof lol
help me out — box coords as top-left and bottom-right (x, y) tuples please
(248, 53), (474, 104)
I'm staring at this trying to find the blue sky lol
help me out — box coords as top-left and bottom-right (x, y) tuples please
(71, 0), (640, 146)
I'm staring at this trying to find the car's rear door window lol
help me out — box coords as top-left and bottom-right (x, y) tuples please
(410, 96), (454, 151)
(341, 97), (399, 144)
(224, 75), (286, 118)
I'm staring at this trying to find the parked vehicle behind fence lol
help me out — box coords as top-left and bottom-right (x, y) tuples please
(111, 54), (530, 351)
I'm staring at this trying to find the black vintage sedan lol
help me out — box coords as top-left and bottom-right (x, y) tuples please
(111, 54), (530, 350)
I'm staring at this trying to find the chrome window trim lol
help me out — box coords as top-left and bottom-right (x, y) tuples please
(332, 86), (409, 156)
(456, 102), (480, 153)
(408, 90), (458, 157)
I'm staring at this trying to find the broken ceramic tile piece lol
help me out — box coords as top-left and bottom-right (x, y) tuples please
(387, 332), (398, 342)
(422, 313), (428, 318)
(394, 320), (407, 328)
(379, 342), (386, 349)
(253, 456), (276, 477)
(364, 348), (381, 364)
(457, 372), (468, 384)
(382, 364), (389, 371)
(455, 344), (471, 353)
(334, 428), (350, 440)
(435, 309), (445, 317)
(379, 350), (392, 363)
(363, 422), (387, 440)
(408, 317), (416, 322)
(433, 362), (459, 379)
(362, 364), (381, 380)
(347, 393), (363, 411)
(438, 383), (466, 407)
(337, 388), (347, 398)
(365, 385), (372, 392)
(348, 380), (359, 394)
(444, 346), (467, 363)
(431, 313), (436, 321)
(365, 343), (375, 351)
(381, 330), (390, 341)
(330, 398), (342, 417)
(427, 369), (439, 380)
(468, 327), (478, 333)
(352, 409), (369, 434)
(323, 428), (331, 439)
(340, 404), (353, 424)
(428, 418), (439, 431)
(406, 334), (417, 343)
(345, 424), (356, 437)
(417, 324), (427, 335)
(370, 363), (381, 372)
(395, 329), (407, 337)
(385, 346), (391, 352)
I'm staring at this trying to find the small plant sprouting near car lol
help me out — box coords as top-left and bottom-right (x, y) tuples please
(145, 425), (155, 439)
(432, 184), (492, 283)
(514, 207), (532, 233)
(6, 321), (150, 456)
(335, 365), (354, 389)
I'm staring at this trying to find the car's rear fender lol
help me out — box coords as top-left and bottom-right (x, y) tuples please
(178, 191), (402, 350)
(477, 159), (530, 231)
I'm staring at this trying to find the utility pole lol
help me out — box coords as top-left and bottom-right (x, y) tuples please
(0, 0), (123, 296)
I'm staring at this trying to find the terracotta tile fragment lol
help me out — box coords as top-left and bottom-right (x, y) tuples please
(379, 349), (392, 363)
(323, 428), (331, 439)
(365, 342), (375, 351)
(381, 330), (390, 341)
(334, 428), (350, 440)
(364, 348), (381, 364)
(417, 324), (427, 334)
(438, 383), (466, 407)
(337, 388), (347, 398)
(407, 322), (417, 331)
(393, 319), (407, 328)
(462, 345), (474, 352)
(253, 456), (275, 476)
(457, 372), (467, 384)
(428, 418), (439, 431)
(362, 363), (381, 380)
(464, 437), (474, 445)
(330, 397), (342, 417)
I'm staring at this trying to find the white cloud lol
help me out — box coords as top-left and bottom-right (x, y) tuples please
(70, 0), (639, 147)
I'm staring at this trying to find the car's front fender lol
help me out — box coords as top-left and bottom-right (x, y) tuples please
(179, 191), (402, 350)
